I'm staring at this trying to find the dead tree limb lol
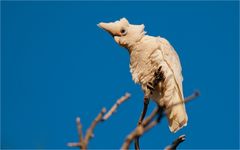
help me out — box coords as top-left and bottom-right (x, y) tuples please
(164, 134), (186, 150)
(68, 91), (199, 149)
(68, 92), (131, 149)
(121, 90), (200, 149)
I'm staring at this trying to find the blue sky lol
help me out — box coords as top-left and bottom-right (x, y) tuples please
(2, 1), (239, 149)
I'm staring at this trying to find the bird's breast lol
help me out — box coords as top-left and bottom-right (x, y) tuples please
(129, 43), (163, 85)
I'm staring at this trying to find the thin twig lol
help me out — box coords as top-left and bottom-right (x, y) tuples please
(67, 142), (82, 147)
(103, 93), (131, 121)
(76, 117), (84, 144)
(164, 135), (186, 150)
(67, 117), (83, 148)
(166, 90), (200, 110)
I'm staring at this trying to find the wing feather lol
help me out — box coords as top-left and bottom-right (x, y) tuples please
(158, 38), (184, 100)
(156, 37), (187, 132)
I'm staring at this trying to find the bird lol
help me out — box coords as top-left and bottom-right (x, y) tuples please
(98, 18), (188, 133)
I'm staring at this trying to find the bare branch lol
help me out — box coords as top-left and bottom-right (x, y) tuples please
(142, 107), (161, 127)
(185, 90), (200, 102)
(122, 91), (200, 149)
(103, 93), (131, 121)
(143, 109), (163, 132)
(121, 107), (162, 149)
(166, 90), (200, 111)
(76, 117), (84, 144)
(121, 125), (144, 149)
(68, 108), (106, 149)
(68, 93), (131, 149)
(164, 135), (186, 150)
(83, 108), (106, 148)
(68, 91), (199, 150)
(67, 117), (84, 148)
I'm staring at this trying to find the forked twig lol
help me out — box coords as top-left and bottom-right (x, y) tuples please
(68, 93), (131, 149)
(68, 108), (106, 149)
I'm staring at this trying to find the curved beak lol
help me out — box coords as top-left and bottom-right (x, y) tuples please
(97, 22), (119, 36)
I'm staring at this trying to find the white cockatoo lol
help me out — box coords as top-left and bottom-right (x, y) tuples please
(98, 18), (187, 133)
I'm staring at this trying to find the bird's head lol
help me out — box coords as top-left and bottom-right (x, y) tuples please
(98, 18), (146, 49)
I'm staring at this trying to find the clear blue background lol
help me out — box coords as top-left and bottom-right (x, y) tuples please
(2, 1), (239, 149)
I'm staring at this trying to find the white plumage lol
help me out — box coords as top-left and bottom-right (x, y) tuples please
(98, 18), (187, 132)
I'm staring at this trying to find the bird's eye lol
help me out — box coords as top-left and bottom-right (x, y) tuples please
(120, 28), (127, 35)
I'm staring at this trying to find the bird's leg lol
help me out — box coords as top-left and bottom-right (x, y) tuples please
(134, 96), (149, 150)
(134, 66), (165, 149)
(138, 96), (150, 125)
(137, 66), (164, 126)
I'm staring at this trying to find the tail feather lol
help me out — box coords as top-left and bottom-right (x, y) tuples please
(165, 90), (188, 133)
